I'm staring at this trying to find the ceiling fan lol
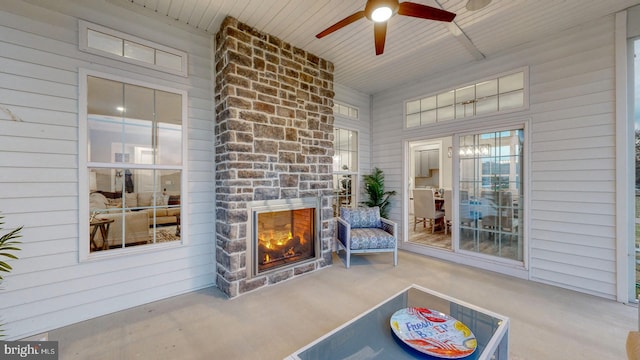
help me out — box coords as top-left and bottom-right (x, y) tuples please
(315, 0), (456, 55)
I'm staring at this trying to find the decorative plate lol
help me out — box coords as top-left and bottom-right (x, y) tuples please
(390, 307), (477, 359)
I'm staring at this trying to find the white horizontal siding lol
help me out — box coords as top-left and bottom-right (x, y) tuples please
(371, 15), (620, 299)
(0, 0), (215, 339)
(528, 17), (617, 299)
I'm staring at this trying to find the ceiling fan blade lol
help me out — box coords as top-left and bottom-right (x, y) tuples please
(374, 21), (387, 55)
(316, 11), (366, 38)
(398, 2), (456, 22)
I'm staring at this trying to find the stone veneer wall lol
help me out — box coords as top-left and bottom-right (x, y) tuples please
(214, 17), (335, 298)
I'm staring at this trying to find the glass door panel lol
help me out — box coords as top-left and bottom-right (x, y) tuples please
(458, 129), (523, 261)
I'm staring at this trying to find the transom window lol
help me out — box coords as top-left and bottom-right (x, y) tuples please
(82, 71), (186, 256)
(333, 102), (359, 119)
(406, 70), (526, 128)
(79, 20), (188, 76)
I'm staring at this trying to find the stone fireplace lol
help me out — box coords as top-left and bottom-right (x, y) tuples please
(214, 17), (335, 297)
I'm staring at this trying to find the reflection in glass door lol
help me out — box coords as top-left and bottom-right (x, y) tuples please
(458, 129), (524, 261)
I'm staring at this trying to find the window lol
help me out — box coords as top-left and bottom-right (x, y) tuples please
(333, 128), (358, 217)
(82, 71), (186, 255)
(406, 70), (526, 128)
(79, 21), (188, 76)
(333, 102), (359, 120)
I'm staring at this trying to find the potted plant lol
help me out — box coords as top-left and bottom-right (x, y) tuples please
(361, 167), (397, 219)
(0, 214), (21, 338)
(0, 215), (21, 281)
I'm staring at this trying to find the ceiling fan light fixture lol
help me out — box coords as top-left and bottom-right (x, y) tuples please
(465, 0), (491, 11)
(365, 0), (399, 22)
(316, 0), (456, 55)
(371, 6), (393, 22)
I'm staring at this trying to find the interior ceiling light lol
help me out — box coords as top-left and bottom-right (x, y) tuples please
(465, 0), (492, 11)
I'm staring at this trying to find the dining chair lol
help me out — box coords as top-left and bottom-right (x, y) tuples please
(443, 189), (452, 235)
(413, 189), (444, 233)
(481, 190), (496, 204)
(481, 191), (517, 251)
(482, 191), (514, 232)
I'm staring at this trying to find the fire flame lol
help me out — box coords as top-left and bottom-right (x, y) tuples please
(259, 230), (296, 248)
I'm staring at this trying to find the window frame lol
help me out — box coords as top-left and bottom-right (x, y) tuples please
(452, 122), (528, 267)
(79, 20), (188, 77)
(79, 68), (188, 261)
(333, 102), (360, 120)
(404, 67), (529, 129)
(332, 127), (359, 217)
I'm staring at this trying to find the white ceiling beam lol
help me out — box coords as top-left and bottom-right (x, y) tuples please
(433, 0), (485, 61)
(447, 21), (485, 60)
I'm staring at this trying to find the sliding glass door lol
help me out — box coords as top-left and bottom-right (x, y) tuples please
(457, 129), (524, 261)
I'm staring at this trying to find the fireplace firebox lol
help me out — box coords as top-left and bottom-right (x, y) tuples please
(248, 198), (321, 277)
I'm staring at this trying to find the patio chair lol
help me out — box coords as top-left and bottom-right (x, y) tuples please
(335, 206), (397, 268)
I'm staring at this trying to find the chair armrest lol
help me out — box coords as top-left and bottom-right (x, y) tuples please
(336, 217), (350, 247)
(380, 218), (397, 237)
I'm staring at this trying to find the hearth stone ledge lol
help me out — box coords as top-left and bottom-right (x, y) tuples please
(229, 256), (330, 298)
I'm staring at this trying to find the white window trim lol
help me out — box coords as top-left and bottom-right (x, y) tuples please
(616, 10), (633, 303)
(333, 102), (360, 120)
(404, 66), (530, 129)
(333, 127), (360, 213)
(78, 68), (189, 262)
(452, 121), (529, 270)
(401, 117), (530, 279)
(79, 20), (188, 77)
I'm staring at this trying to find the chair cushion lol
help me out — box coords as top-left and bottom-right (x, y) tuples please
(340, 207), (382, 228)
(137, 192), (154, 207)
(89, 192), (109, 210)
(349, 228), (395, 250)
(124, 193), (138, 208)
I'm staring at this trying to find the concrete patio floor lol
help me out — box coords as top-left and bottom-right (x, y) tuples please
(49, 250), (636, 359)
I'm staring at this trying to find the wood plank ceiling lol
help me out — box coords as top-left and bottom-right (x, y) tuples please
(116, 0), (640, 95)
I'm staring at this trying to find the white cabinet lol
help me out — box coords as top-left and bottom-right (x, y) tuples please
(415, 149), (439, 177)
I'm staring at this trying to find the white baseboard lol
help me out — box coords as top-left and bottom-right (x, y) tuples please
(20, 332), (48, 341)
